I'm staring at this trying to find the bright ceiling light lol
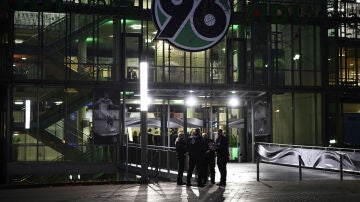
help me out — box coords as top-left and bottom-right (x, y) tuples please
(186, 96), (197, 107)
(228, 97), (239, 107)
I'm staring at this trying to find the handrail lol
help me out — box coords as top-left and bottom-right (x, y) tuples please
(18, 15), (66, 45)
(127, 143), (176, 152)
(44, 118), (91, 145)
(57, 119), (91, 142)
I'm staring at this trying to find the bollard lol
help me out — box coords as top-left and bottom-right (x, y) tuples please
(298, 155), (302, 181)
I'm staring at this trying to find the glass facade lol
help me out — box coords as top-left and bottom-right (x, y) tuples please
(1, 0), (360, 184)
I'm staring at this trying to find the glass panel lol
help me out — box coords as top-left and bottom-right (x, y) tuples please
(43, 12), (67, 81)
(12, 86), (39, 161)
(316, 94), (322, 145)
(14, 11), (40, 80)
(272, 93), (293, 144)
(169, 104), (184, 147)
(191, 51), (206, 84)
(65, 87), (92, 146)
(300, 25), (316, 86)
(125, 35), (140, 80)
(40, 87), (64, 143)
(125, 100), (140, 144)
(274, 24), (293, 86)
(98, 17), (114, 81)
(147, 104), (164, 146)
(211, 41), (226, 84)
(339, 47), (359, 86)
(153, 41), (185, 83)
(229, 39), (246, 84)
(294, 93), (316, 145)
(212, 107), (227, 134)
(228, 108), (245, 162)
(293, 25), (300, 86)
(187, 106), (204, 134)
(252, 23), (270, 85)
(146, 20), (157, 82)
(74, 14), (98, 81)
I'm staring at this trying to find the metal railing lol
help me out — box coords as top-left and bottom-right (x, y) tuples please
(123, 143), (178, 182)
(255, 142), (360, 181)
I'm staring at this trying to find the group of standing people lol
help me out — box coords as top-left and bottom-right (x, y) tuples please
(175, 128), (229, 187)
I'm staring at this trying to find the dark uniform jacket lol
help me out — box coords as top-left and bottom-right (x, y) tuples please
(187, 134), (205, 160)
(216, 135), (229, 160)
(204, 138), (216, 159)
(175, 138), (187, 159)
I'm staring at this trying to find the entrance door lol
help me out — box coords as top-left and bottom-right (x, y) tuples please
(210, 106), (246, 162)
(228, 108), (246, 162)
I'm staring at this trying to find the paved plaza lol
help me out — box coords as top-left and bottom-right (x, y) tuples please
(1, 163), (360, 201)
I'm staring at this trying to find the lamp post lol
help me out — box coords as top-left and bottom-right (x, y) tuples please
(140, 62), (148, 183)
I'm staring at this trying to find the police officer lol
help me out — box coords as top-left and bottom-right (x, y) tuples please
(186, 128), (205, 187)
(175, 132), (187, 185)
(202, 132), (216, 184)
(216, 129), (229, 186)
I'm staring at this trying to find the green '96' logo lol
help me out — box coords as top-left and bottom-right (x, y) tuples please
(152, 0), (232, 52)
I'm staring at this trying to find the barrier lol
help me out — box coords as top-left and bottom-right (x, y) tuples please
(255, 142), (360, 181)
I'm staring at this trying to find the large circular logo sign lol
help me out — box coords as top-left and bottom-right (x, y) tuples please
(152, 0), (232, 52)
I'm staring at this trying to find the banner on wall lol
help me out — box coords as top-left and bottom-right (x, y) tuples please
(93, 88), (119, 144)
(152, 0), (232, 51)
(247, 98), (271, 138)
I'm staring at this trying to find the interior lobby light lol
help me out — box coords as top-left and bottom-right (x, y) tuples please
(140, 62), (148, 111)
(86, 37), (97, 42)
(228, 97), (239, 107)
(54, 101), (63, 105)
(186, 96), (197, 107)
(15, 39), (24, 44)
(25, 100), (31, 129)
(293, 54), (300, 60)
(14, 101), (24, 105)
(145, 38), (152, 43)
(130, 24), (142, 30)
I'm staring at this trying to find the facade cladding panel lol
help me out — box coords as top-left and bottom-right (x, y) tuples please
(0, 0), (359, 184)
